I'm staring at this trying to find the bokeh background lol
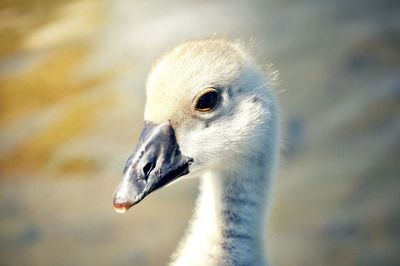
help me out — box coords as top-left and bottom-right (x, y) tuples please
(0, 0), (399, 265)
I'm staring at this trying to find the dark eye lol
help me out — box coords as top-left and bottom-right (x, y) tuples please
(194, 88), (220, 112)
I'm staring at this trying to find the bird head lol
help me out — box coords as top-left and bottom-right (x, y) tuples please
(113, 40), (277, 213)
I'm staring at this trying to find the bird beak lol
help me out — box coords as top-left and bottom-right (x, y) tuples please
(113, 120), (193, 213)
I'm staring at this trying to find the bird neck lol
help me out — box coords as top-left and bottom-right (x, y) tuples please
(171, 156), (274, 266)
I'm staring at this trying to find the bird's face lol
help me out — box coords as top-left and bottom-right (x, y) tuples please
(113, 41), (273, 213)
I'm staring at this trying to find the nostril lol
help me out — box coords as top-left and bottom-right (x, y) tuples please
(142, 162), (154, 177)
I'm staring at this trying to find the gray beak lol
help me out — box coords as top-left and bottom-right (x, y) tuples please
(113, 121), (193, 213)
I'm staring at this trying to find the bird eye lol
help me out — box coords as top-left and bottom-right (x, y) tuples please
(194, 88), (220, 112)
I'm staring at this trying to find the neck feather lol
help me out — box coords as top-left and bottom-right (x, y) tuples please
(171, 155), (275, 266)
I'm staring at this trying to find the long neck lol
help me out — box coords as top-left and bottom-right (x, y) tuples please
(171, 155), (275, 266)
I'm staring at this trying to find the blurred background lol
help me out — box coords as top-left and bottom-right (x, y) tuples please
(0, 0), (399, 265)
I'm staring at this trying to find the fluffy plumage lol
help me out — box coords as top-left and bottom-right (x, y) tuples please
(143, 39), (281, 265)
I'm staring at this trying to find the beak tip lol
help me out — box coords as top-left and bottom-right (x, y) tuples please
(113, 195), (135, 214)
(113, 202), (134, 214)
(113, 205), (129, 214)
